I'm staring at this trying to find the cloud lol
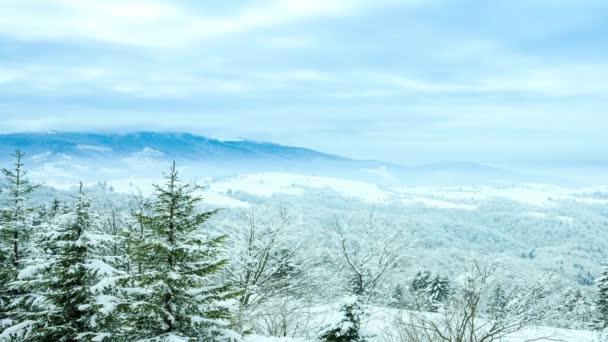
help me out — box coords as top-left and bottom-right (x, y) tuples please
(368, 63), (608, 96)
(0, 0), (378, 47)
(0, 0), (606, 163)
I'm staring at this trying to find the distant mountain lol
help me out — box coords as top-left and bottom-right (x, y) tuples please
(0, 131), (537, 186)
(0, 131), (344, 162)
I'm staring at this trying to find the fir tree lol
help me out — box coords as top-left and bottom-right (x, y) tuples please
(427, 275), (451, 311)
(486, 285), (507, 319)
(561, 288), (593, 327)
(0, 150), (38, 334)
(389, 284), (408, 309)
(319, 296), (367, 342)
(2, 183), (114, 341)
(24, 183), (113, 341)
(597, 262), (608, 327)
(120, 162), (239, 341)
(411, 271), (431, 294)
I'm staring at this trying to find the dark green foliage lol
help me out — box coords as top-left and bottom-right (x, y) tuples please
(120, 162), (239, 341)
(411, 271), (431, 293)
(28, 184), (100, 341)
(0, 150), (38, 332)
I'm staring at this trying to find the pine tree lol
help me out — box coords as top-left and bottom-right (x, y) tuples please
(597, 262), (608, 327)
(120, 162), (239, 341)
(319, 296), (367, 342)
(0, 150), (38, 334)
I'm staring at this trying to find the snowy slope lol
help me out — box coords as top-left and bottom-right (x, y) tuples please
(191, 172), (608, 209)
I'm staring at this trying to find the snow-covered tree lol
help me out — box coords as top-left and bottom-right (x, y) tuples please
(2, 183), (116, 341)
(120, 162), (240, 341)
(559, 287), (593, 328)
(318, 296), (367, 342)
(0, 150), (38, 334)
(223, 206), (310, 310)
(426, 274), (451, 312)
(411, 271), (431, 294)
(393, 262), (555, 342)
(597, 262), (608, 327)
(329, 211), (406, 304)
(389, 284), (408, 309)
(486, 284), (507, 319)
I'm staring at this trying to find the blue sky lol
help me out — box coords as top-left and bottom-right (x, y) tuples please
(0, 0), (607, 163)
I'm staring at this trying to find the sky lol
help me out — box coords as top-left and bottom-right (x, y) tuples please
(0, 0), (607, 164)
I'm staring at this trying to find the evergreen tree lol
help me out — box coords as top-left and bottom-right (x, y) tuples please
(389, 284), (408, 309)
(486, 285), (507, 319)
(0, 150), (38, 333)
(30, 184), (112, 341)
(2, 183), (115, 341)
(120, 162), (239, 341)
(561, 288), (593, 327)
(411, 271), (431, 294)
(427, 275), (451, 311)
(597, 262), (608, 327)
(319, 296), (367, 342)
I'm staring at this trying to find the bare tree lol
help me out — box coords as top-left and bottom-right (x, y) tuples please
(330, 210), (407, 304)
(253, 298), (315, 338)
(223, 205), (314, 312)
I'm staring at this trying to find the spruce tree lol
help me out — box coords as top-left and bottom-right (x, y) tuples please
(597, 262), (608, 327)
(486, 285), (507, 319)
(18, 183), (113, 341)
(411, 271), (431, 294)
(427, 275), (451, 311)
(0, 183), (117, 341)
(0, 150), (38, 334)
(561, 288), (593, 327)
(389, 284), (407, 309)
(121, 162), (239, 341)
(319, 296), (367, 342)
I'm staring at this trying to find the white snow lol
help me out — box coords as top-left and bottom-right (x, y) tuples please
(200, 191), (250, 208)
(106, 178), (162, 196)
(400, 197), (478, 210)
(206, 173), (390, 203)
(17, 262), (50, 279)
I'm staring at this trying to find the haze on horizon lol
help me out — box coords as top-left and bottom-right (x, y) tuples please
(0, 0), (607, 164)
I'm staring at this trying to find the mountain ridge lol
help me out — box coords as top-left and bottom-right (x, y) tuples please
(0, 131), (347, 162)
(0, 131), (552, 185)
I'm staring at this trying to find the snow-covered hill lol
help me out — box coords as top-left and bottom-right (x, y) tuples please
(0, 131), (538, 186)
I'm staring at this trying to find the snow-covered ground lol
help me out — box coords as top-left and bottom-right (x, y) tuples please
(242, 305), (598, 342)
(33, 170), (608, 212)
(192, 173), (608, 210)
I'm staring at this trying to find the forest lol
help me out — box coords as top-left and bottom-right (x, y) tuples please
(1, 150), (607, 342)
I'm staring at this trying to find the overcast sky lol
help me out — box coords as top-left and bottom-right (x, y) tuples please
(0, 0), (607, 163)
